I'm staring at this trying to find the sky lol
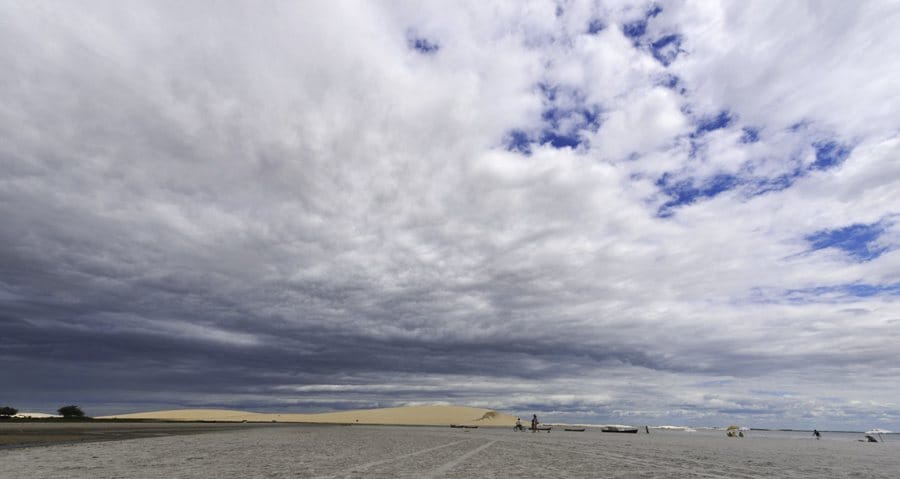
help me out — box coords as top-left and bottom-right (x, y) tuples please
(2, 0), (899, 431)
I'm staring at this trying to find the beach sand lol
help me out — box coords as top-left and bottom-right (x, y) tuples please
(97, 405), (517, 427)
(1, 424), (897, 478)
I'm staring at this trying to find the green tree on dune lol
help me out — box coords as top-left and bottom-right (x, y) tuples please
(58, 405), (86, 418)
(0, 406), (18, 418)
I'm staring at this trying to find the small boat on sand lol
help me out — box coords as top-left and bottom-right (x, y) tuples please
(450, 425), (478, 429)
(564, 428), (586, 432)
(861, 428), (890, 442)
(601, 425), (638, 433)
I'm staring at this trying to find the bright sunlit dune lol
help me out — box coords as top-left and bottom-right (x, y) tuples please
(98, 405), (518, 426)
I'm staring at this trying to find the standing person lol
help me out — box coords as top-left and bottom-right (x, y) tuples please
(515, 417), (523, 431)
(531, 414), (538, 433)
(813, 429), (821, 439)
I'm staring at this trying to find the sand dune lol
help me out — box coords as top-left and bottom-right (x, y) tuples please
(98, 405), (518, 426)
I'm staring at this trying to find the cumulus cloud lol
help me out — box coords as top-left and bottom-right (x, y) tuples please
(2, 0), (899, 430)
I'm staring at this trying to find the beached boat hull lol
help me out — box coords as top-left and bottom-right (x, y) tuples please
(601, 426), (638, 433)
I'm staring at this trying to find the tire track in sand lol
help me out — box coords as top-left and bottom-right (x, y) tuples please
(423, 439), (497, 478)
(315, 438), (472, 479)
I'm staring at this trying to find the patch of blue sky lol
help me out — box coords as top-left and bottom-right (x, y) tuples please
(542, 105), (602, 131)
(502, 80), (604, 154)
(844, 283), (900, 296)
(587, 19), (605, 34)
(505, 129), (532, 155)
(744, 138), (852, 197)
(746, 169), (803, 196)
(622, 19), (647, 39)
(581, 105), (602, 128)
(538, 82), (557, 101)
(650, 34), (682, 66)
(805, 220), (890, 261)
(505, 85), (601, 151)
(703, 173), (742, 194)
(623, 5), (662, 39)
(693, 111), (732, 136)
(786, 282), (900, 300)
(810, 140), (852, 171)
(788, 121), (809, 132)
(657, 73), (679, 89)
(686, 137), (704, 160)
(740, 127), (759, 144)
(540, 131), (581, 149)
(504, 121), (593, 153)
(409, 37), (439, 54)
(541, 106), (564, 128)
(656, 173), (741, 217)
(657, 125), (856, 213)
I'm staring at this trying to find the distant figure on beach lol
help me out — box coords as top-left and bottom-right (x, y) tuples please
(514, 417), (523, 431)
(645, 425), (650, 434)
(531, 414), (538, 433)
(813, 429), (821, 439)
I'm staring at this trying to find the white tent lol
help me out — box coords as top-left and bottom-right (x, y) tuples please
(13, 412), (61, 419)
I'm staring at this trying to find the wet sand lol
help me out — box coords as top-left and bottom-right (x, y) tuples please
(0, 421), (250, 449)
(1, 424), (898, 478)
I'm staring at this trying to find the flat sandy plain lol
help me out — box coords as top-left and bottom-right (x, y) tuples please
(2, 424), (898, 478)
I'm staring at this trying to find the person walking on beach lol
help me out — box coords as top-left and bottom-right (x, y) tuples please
(813, 429), (821, 439)
(515, 417), (523, 431)
(531, 414), (538, 433)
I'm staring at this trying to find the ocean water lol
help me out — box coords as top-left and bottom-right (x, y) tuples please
(1, 424), (897, 478)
